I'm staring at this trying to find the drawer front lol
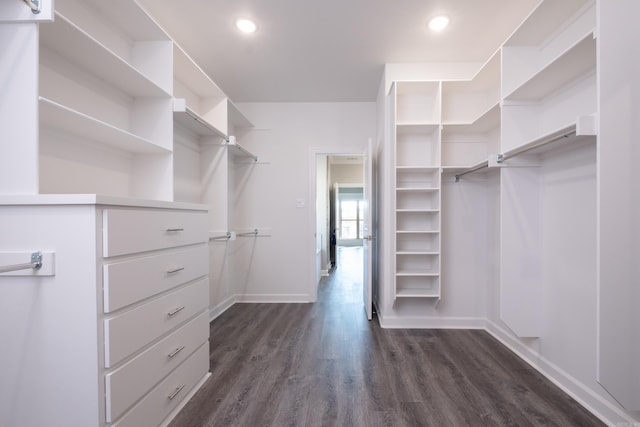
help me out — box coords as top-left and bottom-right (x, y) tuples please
(103, 209), (208, 257)
(103, 245), (208, 313)
(104, 278), (208, 368)
(105, 311), (209, 423)
(112, 343), (209, 427)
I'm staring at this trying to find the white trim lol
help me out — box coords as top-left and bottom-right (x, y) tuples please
(235, 293), (312, 303)
(308, 146), (369, 304)
(484, 320), (636, 427)
(208, 295), (237, 322)
(378, 313), (485, 329)
(320, 269), (329, 277)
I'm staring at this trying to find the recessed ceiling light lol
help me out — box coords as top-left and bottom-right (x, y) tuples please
(428, 15), (450, 32)
(236, 19), (257, 34)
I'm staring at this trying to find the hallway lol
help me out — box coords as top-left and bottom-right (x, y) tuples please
(169, 248), (604, 427)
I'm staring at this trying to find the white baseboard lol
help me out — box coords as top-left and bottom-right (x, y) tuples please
(484, 320), (636, 426)
(208, 295), (237, 322)
(235, 293), (312, 303)
(378, 313), (485, 329)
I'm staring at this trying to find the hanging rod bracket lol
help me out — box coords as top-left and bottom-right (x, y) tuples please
(496, 154), (505, 164)
(23, 0), (41, 14)
(31, 251), (42, 270)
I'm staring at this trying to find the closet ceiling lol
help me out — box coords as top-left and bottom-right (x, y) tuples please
(138, 0), (540, 103)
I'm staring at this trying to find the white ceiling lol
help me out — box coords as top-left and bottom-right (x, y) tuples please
(137, 0), (540, 103)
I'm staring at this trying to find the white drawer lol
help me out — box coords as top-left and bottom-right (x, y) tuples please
(103, 209), (208, 257)
(112, 343), (209, 427)
(104, 278), (208, 368)
(103, 245), (208, 313)
(105, 311), (209, 423)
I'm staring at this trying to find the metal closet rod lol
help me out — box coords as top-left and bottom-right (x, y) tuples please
(209, 232), (231, 241)
(0, 252), (42, 274)
(454, 161), (488, 182)
(496, 130), (577, 163)
(22, 0), (41, 14)
(454, 129), (578, 182)
(237, 229), (259, 237)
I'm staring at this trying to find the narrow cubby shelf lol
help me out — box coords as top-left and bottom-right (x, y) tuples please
(40, 97), (170, 154)
(396, 288), (441, 298)
(396, 209), (440, 213)
(40, 12), (170, 98)
(396, 187), (439, 192)
(395, 81), (441, 124)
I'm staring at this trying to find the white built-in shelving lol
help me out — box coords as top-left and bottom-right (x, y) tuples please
(501, 0), (596, 152)
(391, 82), (442, 300)
(498, 0), (597, 338)
(441, 52), (501, 169)
(37, 0), (174, 200)
(173, 43), (227, 138)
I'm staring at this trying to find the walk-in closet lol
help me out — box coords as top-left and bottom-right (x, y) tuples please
(0, 0), (638, 425)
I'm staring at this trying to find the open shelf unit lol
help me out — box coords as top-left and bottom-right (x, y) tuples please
(441, 52), (501, 169)
(37, 0), (174, 200)
(391, 82), (442, 300)
(173, 43), (227, 138)
(501, 0), (596, 152)
(497, 0), (597, 338)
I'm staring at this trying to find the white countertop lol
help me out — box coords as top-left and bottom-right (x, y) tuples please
(0, 194), (208, 210)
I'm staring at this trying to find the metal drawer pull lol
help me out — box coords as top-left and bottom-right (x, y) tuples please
(167, 306), (185, 317)
(168, 346), (186, 359)
(166, 228), (185, 232)
(167, 267), (185, 274)
(167, 385), (185, 400)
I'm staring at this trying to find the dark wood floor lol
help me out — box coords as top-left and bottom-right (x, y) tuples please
(170, 247), (604, 427)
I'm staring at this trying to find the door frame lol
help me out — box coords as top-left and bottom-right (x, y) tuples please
(308, 147), (367, 302)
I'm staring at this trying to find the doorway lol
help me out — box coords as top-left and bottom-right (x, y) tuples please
(311, 146), (375, 320)
(324, 156), (364, 273)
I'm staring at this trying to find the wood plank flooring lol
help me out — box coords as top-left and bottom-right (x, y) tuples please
(170, 247), (604, 427)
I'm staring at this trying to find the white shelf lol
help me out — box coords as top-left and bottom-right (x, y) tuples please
(505, 0), (593, 47)
(396, 251), (440, 256)
(40, 12), (170, 98)
(396, 209), (440, 213)
(40, 97), (170, 154)
(441, 52), (501, 124)
(227, 142), (257, 162)
(395, 288), (440, 298)
(504, 34), (596, 102)
(396, 230), (439, 234)
(173, 103), (225, 137)
(442, 103), (500, 134)
(173, 44), (226, 99)
(396, 187), (439, 192)
(396, 272), (439, 277)
(396, 166), (440, 171)
(501, 121), (596, 161)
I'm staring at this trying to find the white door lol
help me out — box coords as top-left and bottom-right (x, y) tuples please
(362, 139), (374, 320)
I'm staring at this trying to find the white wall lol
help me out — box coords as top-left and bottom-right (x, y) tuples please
(330, 163), (363, 185)
(231, 102), (376, 302)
